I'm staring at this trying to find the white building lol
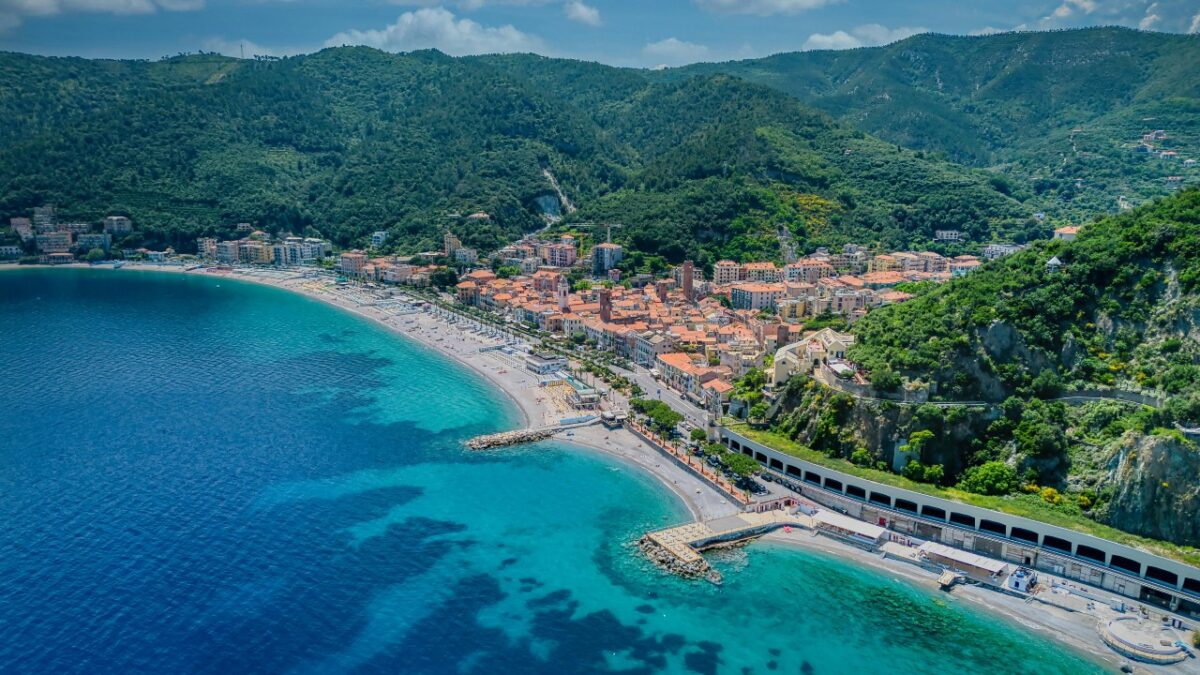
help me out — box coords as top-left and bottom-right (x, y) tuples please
(593, 242), (623, 275)
(75, 233), (112, 252)
(103, 216), (133, 237)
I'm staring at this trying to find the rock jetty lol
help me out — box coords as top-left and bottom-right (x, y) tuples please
(638, 534), (721, 583)
(465, 428), (555, 450)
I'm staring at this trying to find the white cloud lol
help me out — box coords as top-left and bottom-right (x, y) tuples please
(643, 37), (710, 66)
(1138, 2), (1160, 29)
(968, 26), (1006, 36)
(562, 0), (599, 26)
(695, 0), (840, 15)
(387, 0), (554, 9)
(0, 0), (200, 30)
(325, 8), (545, 56)
(1034, 0), (1199, 31)
(803, 23), (925, 51)
(1190, 10), (1200, 32)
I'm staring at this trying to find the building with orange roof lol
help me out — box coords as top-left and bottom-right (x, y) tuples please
(1054, 225), (1081, 241)
(713, 260), (744, 285)
(730, 283), (787, 310)
(743, 261), (781, 282)
(860, 271), (906, 289)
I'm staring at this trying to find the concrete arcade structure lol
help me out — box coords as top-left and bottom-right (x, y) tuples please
(719, 426), (1200, 618)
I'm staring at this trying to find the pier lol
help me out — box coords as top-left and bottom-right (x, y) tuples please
(464, 417), (599, 450)
(640, 510), (814, 581)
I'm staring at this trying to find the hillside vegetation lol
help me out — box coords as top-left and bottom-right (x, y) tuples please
(1, 47), (1033, 258)
(850, 188), (1200, 413)
(761, 189), (1200, 548)
(669, 27), (1200, 217)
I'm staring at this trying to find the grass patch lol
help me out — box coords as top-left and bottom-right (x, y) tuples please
(727, 423), (1200, 567)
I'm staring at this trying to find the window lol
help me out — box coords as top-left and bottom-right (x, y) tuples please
(804, 471), (821, 485)
(824, 478), (842, 492)
(1184, 578), (1200, 594)
(1110, 555), (1141, 575)
(1043, 535), (1072, 553)
(920, 505), (946, 520)
(1011, 527), (1039, 544)
(730, 440), (741, 451)
(895, 499), (917, 513)
(949, 512), (975, 528)
(755, 452), (766, 462)
(770, 458), (783, 470)
(846, 485), (866, 500)
(869, 492), (891, 507)
(979, 519), (1006, 536)
(1146, 566), (1179, 586)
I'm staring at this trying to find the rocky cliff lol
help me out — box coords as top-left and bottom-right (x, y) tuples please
(1095, 432), (1200, 547)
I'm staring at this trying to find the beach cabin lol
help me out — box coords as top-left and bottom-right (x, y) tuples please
(919, 541), (1010, 586)
(524, 352), (568, 376)
(812, 510), (887, 549)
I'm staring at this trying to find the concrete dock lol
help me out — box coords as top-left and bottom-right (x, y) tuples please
(641, 510), (815, 581)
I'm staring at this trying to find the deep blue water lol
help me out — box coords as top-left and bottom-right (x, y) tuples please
(0, 268), (1103, 674)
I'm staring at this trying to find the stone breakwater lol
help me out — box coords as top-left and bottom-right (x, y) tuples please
(638, 534), (718, 581)
(465, 428), (556, 450)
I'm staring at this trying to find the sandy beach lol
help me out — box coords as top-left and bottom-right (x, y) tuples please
(13, 262), (1197, 672)
(94, 263), (738, 520)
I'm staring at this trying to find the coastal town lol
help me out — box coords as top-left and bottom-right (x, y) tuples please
(5, 204), (1200, 671)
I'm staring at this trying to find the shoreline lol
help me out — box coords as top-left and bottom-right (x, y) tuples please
(760, 528), (1198, 674)
(9, 263), (727, 519)
(8, 263), (1193, 671)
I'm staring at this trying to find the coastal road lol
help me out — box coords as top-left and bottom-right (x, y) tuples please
(614, 364), (708, 430)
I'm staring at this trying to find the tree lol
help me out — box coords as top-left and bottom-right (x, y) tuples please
(689, 428), (707, 442)
(900, 460), (926, 482)
(870, 369), (901, 391)
(901, 459), (944, 484)
(749, 402), (768, 420)
(849, 447), (873, 466)
(957, 461), (1018, 495)
(85, 248), (106, 262)
(429, 267), (459, 289)
(495, 265), (521, 279)
(630, 397), (684, 435)
(725, 453), (760, 478)
(922, 464), (944, 484)
(901, 429), (934, 456)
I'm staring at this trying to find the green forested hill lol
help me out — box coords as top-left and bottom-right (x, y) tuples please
(0, 48), (628, 253)
(0, 47), (1029, 257)
(665, 27), (1200, 217)
(849, 187), (1200, 416)
(5, 28), (1194, 259)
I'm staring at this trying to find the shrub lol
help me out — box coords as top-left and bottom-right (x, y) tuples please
(870, 369), (902, 391)
(1039, 486), (1064, 505)
(957, 461), (1018, 496)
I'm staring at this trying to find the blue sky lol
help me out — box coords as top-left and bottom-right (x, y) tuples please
(1, 0), (1197, 65)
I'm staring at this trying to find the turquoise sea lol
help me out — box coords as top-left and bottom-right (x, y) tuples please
(0, 268), (1103, 674)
